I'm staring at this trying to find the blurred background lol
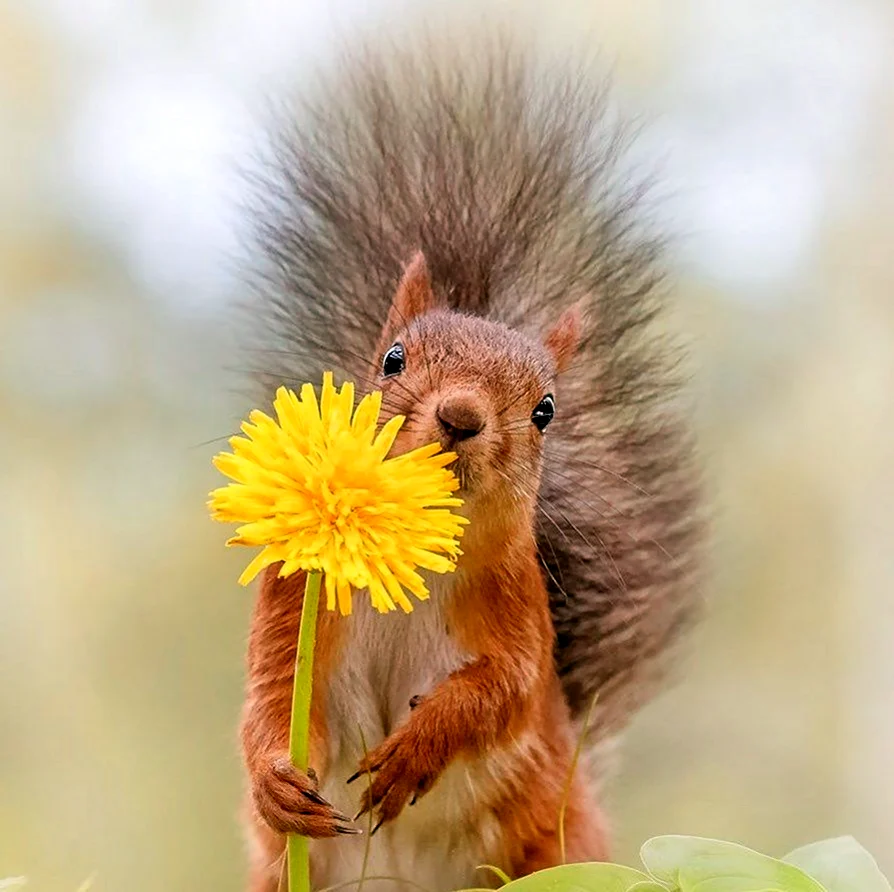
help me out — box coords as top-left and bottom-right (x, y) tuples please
(2, 0), (893, 887)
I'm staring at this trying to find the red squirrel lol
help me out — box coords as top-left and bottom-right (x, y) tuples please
(238, 33), (700, 892)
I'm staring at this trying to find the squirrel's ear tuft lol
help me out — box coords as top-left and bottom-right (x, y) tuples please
(544, 303), (583, 374)
(386, 251), (436, 333)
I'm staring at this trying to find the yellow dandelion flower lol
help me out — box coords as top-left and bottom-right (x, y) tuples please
(209, 372), (467, 615)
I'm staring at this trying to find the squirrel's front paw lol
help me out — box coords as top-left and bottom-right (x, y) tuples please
(348, 725), (445, 831)
(252, 754), (360, 838)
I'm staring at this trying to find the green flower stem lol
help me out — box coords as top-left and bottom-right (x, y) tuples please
(288, 569), (322, 892)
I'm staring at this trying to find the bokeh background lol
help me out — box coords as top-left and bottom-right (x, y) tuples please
(2, 0), (893, 888)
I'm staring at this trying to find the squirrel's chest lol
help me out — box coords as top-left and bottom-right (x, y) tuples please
(317, 579), (496, 891)
(325, 576), (469, 752)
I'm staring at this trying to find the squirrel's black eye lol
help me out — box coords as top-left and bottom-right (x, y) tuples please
(382, 343), (405, 377)
(531, 394), (555, 432)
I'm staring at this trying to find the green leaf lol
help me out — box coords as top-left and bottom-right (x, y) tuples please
(503, 862), (657, 892)
(640, 837), (826, 892)
(689, 883), (781, 892)
(783, 837), (892, 892)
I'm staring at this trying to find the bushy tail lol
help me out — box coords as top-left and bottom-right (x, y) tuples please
(244, 32), (701, 739)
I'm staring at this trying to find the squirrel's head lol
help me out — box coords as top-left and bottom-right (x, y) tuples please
(372, 252), (580, 527)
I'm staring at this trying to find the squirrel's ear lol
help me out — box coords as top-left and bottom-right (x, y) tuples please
(385, 251), (436, 336)
(544, 303), (583, 374)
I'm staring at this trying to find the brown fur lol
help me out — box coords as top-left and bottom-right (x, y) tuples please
(238, 30), (701, 890)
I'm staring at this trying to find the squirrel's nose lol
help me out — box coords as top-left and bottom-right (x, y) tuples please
(437, 392), (486, 442)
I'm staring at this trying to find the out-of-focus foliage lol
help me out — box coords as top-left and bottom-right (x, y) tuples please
(3, 0), (894, 890)
(5, 835), (886, 891)
(638, 835), (889, 892)
(498, 862), (661, 891)
(784, 837), (892, 892)
(485, 836), (890, 892)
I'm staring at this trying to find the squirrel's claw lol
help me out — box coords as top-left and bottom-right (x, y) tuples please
(346, 766), (375, 785)
(348, 724), (445, 829)
(352, 803), (369, 823)
(253, 752), (359, 839)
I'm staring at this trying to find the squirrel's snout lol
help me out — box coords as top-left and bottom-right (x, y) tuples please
(436, 392), (486, 444)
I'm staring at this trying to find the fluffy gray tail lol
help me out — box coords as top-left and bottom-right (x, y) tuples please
(244, 33), (701, 739)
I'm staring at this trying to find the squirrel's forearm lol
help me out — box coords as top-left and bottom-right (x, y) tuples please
(241, 674), (294, 773)
(420, 649), (543, 758)
(241, 569), (300, 773)
(242, 568), (333, 777)
(427, 553), (555, 759)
